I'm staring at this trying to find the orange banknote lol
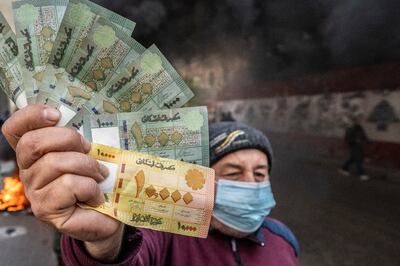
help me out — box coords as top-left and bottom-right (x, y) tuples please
(81, 143), (215, 238)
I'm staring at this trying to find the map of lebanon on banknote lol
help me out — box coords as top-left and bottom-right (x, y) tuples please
(0, 12), (27, 108)
(83, 107), (210, 166)
(80, 143), (215, 238)
(12, 0), (69, 104)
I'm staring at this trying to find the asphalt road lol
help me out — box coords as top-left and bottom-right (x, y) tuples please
(0, 214), (57, 266)
(271, 150), (400, 266)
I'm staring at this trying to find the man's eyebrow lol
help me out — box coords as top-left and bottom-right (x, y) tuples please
(222, 163), (243, 170)
(222, 164), (269, 170)
(255, 165), (269, 170)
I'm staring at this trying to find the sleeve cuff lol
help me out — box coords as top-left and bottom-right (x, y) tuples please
(61, 227), (143, 266)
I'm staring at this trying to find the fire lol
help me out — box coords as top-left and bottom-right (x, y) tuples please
(0, 177), (29, 212)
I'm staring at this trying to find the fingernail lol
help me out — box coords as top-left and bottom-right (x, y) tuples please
(81, 137), (91, 153)
(99, 163), (110, 178)
(43, 108), (60, 122)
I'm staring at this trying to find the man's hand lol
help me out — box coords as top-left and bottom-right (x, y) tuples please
(2, 105), (124, 261)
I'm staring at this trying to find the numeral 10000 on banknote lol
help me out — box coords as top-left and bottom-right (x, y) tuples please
(80, 143), (215, 238)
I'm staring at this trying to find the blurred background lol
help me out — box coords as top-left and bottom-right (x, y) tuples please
(1, 0), (400, 265)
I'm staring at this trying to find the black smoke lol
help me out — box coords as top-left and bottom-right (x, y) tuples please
(93, 0), (400, 83)
(323, 0), (400, 66)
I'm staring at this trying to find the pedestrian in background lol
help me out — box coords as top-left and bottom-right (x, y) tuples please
(339, 116), (370, 181)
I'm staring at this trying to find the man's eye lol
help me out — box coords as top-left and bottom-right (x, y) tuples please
(225, 172), (240, 177)
(255, 172), (267, 181)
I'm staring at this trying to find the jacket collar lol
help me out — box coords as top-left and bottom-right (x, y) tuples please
(209, 225), (266, 247)
(244, 226), (266, 246)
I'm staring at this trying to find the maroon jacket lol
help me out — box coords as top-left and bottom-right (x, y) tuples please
(62, 218), (299, 266)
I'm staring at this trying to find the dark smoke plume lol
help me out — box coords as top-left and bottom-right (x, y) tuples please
(93, 0), (400, 84)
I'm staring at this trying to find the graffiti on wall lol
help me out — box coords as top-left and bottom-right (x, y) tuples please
(368, 100), (399, 131)
(216, 90), (400, 143)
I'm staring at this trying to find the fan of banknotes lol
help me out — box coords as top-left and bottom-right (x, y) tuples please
(0, 0), (214, 238)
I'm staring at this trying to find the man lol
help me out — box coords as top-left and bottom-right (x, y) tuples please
(2, 105), (299, 266)
(340, 116), (370, 181)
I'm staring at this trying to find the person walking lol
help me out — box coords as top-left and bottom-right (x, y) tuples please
(339, 116), (370, 181)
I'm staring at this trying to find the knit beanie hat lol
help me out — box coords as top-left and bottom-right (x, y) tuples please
(209, 122), (273, 172)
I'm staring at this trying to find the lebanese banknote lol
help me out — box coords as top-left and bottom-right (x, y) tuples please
(12, 0), (69, 104)
(80, 143), (215, 238)
(0, 12), (27, 108)
(37, 16), (145, 126)
(37, 0), (137, 113)
(82, 107), (209, 166)
(66, 44), (194, 131)
(83, 44), (194, 116)
(49, 0), (135, 70)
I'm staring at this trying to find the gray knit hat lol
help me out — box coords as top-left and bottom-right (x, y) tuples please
(209, 122), (273, 172)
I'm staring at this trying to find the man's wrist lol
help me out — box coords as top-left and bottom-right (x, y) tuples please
(84, 224), (125, 262)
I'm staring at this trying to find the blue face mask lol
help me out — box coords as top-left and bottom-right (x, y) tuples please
(213, 179), (276, 233)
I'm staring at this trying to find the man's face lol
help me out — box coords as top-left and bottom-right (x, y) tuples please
(213, 149), (269, 183)
(211, 149), (270, 238)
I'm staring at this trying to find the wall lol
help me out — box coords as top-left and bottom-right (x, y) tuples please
(217, 90), (400, 143)
(216, 64), (400, 169)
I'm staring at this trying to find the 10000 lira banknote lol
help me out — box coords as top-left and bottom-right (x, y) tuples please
(0, 12), (27, 108)
(84, 44), (194, 116)
(49, 0), (135, 71)
(66, 44), (194, 132)
(83, 107), (209, 166)
(37, 0), (137, 118)
(38, 16), (145, 127)
(12, 0), (69, 104)
(81, 143), (215, 238)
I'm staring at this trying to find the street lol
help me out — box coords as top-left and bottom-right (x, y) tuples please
(0, 214), (57, 266)
(272, 147), (400, 266)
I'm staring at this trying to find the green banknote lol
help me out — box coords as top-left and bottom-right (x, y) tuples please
(37, 0), (136, 108)
(0, 12), (27, 108)
(37, 16), (145, 126)
(12, 0), (69, 104)
(83, 107), (209, 166)
(85, 44), (194, 113)
(67, 45), (194, 130)
(50, 0), (135, 69)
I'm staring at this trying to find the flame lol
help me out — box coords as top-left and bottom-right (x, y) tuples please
(0, 177), (29, 212)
